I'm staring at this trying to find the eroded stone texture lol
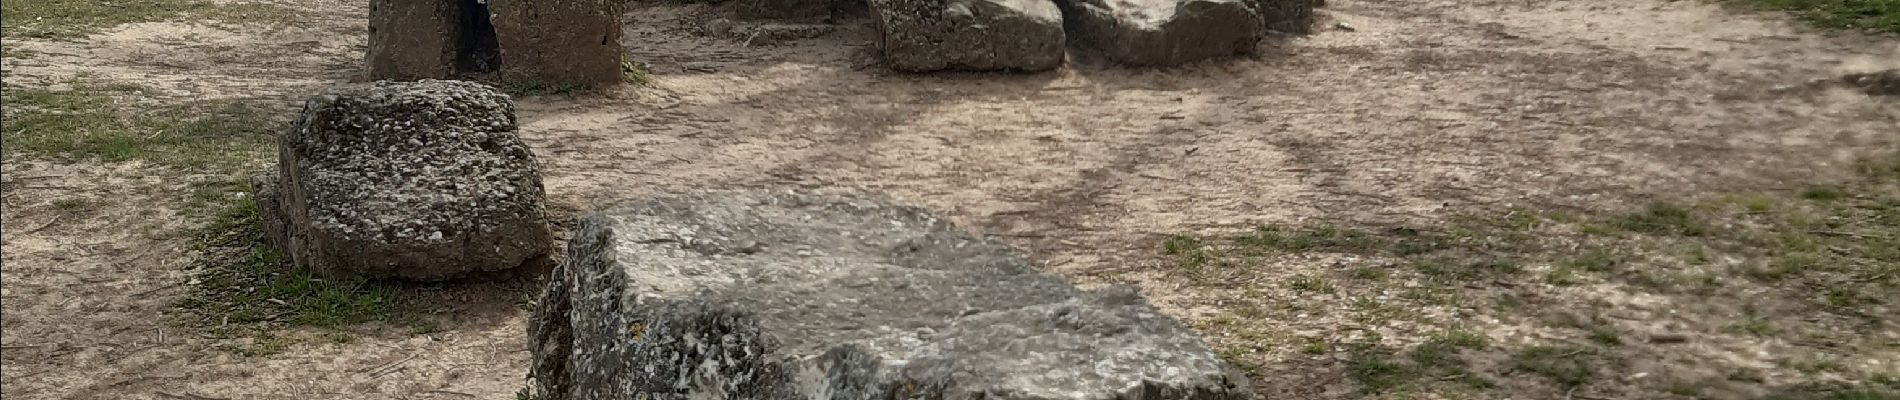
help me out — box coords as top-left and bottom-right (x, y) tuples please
(869, 0), (1066, 72)
(256, 80), (552, 281)
(1060, 0), (1264, 65)
(490, 0), (625, 88)
(367, 0), (461, 80)
(736, 0), (833, 21)
(1256, 0), (1320, 35)
(528, 190), (1253, 400)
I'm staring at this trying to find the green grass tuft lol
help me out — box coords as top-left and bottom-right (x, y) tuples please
(1610, 202), (1708, 236)
(1, 0), (298, 39)
(1, 82), (281, 170)
(1721, 0), (1900, 34)
(178, 196), (399, 329)
(1511, 345), (1600, 390)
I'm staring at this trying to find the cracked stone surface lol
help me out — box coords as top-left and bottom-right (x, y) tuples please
(1059, 0), (1265, 65)
(528, 189), (1253, 400)
(869, 0), (1066, 72)
(255, 80), (552, 281)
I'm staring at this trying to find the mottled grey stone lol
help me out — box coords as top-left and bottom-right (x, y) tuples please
(528, 190), (1253, 400)
(1060, 0), (1264, 65)
(1256, 0), (1320, 35)
(255, 80), (552, 281)
(869, 0), (1066, 72)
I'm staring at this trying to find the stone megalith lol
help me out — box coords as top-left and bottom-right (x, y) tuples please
(527, 190), (1255, 400)
(367, 0), (622, 89)
(489, 0), (625, 87)
(254, 80), (553, 281)
(1256, 0), (1320, 35)
(869, 0), (1066, 72)
(1059, 0), (1265, 66)
(366, 0), (464, 80)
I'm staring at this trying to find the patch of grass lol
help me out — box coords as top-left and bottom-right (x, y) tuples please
(1287, 274), (1335, 293)
(1544, 265), (1583, 286)
(1510, 345), (1600, 390)
(1160, 153), (1898, 397)
(0, 0), (297, 39)
(1610, 202), (1708, 236)
(1802, 185), (1849, 201)
(1585, 325), (1622, 346)
(1343, 330), (1493, 395)
(1301, 340), (1330, 355)
(1761, 382), (1900, 400)
(51, 197), (89, 211)
(1237, 224), (1384, 254)
(178, 197), (399, 329)
(407, 317), (444, 336)
(1350, 264), (1391, 280)
(1, 82), (281, 170)
(1729, 313), (1780, 337)
(1736, 194), (1780, 213)
(3, 48), (40, 59)
(1777, 353), (1846, 376)
(1162, 235), (1212, 270)
(1414, 258), (1523, 283)
(1721, 0), (1900, 34)
(622, 59), (652, 86)
(1346, 343), (1415, 394)
(1562, 248), (1622, 273)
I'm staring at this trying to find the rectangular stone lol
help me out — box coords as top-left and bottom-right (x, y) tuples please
(528, 190), (1254, 399)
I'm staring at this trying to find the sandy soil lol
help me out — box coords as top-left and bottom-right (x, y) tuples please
(3, 0), (1897, 398)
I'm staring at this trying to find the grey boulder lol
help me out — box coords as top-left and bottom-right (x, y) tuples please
(528, 190), (1254, 400)
(1060, 0), (1265, 65)
(255, 80), (552, 281)
(869, 0), (1066, 71)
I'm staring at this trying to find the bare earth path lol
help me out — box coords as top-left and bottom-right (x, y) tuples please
(3, 0), (1896, 398)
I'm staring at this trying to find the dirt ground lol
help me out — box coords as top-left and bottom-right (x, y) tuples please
(3, 0), (1898, 398)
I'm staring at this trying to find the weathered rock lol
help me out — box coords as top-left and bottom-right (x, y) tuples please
(366, 0), (462, 80)
(367, 0), (621, 88)
(1256, 0), (1320, 35)
(1060, 0), (1264, 65)
(528, 190), (1253, 400)
(736, 0), (832, 21)
(256, 80), (552, 281)
(869, 0), (1066, 72)
(490, 0), (626, 88)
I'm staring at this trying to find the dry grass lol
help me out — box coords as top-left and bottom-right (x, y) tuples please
(1176, 155), (1900, 399)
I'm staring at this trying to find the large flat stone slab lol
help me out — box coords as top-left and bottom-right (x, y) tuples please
(870, 0), (1066, 71)
(1060, 0), (1264, 65)
(528, 190), (1253, 399)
